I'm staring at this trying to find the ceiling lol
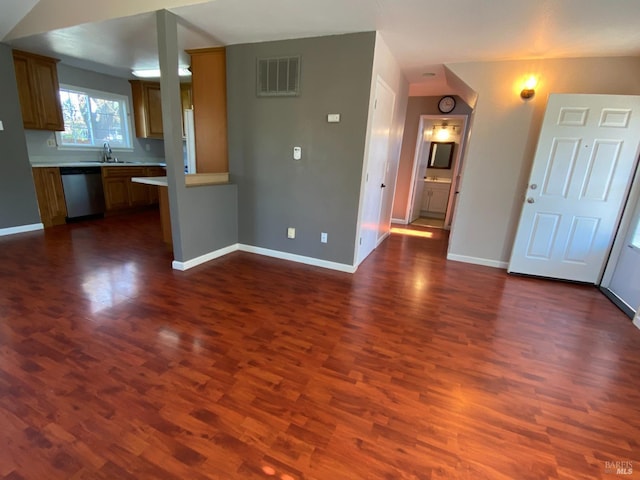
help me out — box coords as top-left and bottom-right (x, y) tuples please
(4, 0), (640, 95)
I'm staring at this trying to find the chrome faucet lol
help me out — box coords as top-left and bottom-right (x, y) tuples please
(102, 142), (112, 163)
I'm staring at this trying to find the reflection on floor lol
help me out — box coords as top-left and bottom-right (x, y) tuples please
(410, 216), (445, 228)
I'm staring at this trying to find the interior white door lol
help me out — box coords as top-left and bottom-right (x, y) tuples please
(606, 196), (640, 316)
(508, 94), (640, 283)
(357, 77), (395, 265)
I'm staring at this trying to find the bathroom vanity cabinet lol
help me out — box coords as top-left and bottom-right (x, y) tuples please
(421, 181), (451, 218)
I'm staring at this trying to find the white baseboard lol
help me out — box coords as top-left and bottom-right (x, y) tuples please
(238, 244), (356, 273)
(446, 253), (508, 269)
(172, 243), (239, 271)
(0, 223), (44, 237)
(172, 243), (356, 273)
(376, 231), (390, 247)
(391, 217), (408, 225)
(633, 312), (640, 330)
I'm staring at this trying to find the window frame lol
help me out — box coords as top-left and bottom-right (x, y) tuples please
(631, 217), (640, 251)
(55, 84), (134, 151)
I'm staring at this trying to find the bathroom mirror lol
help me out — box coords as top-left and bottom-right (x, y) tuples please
(428, 141), (454, 169)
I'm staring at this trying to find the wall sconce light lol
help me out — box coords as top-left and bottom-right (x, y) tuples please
(520, 76), (537, 100)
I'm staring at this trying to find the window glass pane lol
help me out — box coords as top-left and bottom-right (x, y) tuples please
(57, 86), (131, 149)
(59, 90), (91, 145)
(90, 97), (126, 147)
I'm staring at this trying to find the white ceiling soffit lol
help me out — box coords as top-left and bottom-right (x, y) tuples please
(4, 0), (213, 41)
(0, 0), (39, 41)
(4, 0), (640, 88)
(8, 12), (219, 77)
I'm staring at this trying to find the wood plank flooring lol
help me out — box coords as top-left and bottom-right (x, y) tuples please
(1, 211), (639, 479)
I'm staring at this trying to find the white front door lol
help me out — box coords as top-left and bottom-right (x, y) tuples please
(357, 77), (395, 265)
(508, 94), (640, 283)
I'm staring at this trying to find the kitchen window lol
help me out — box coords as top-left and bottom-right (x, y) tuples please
(56, 85), (133, 150)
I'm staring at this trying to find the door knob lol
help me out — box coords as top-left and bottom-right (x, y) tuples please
(527, 197), (535, 204)
(381, 183), (386, 188)
(530, 184), (538, 190)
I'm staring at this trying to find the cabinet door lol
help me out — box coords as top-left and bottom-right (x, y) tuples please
(129, 181), (150, 207)
(103, 177), (129, 211)
(32, 167), (67, 227)
(13, 54), (40, 129)
(32, 59), (64, 130)
(188, 47), (228, 173)
(144, 83), (164, 138)
(421, 187), (431, 211)
(428, 185), (450, 214)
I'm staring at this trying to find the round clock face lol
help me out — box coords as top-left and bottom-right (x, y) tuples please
(438, 96), (456, 113)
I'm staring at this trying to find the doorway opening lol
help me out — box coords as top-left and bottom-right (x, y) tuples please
(405, 114), (468, 232)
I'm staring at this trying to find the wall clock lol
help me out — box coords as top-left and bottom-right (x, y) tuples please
(438, 96), (456, 113)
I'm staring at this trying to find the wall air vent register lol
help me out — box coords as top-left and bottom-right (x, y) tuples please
(257, 56), (300, 97)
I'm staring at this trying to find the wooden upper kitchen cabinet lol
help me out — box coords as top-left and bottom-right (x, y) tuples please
(130, 81), (193, 139)
(32, 167), (67, 227)
(13, 50), (64, 131)
(129, 80), (164, 139)
(186, 47), (228, 174)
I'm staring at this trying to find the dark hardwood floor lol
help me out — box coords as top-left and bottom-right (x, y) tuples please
(1, 211), (639, 479)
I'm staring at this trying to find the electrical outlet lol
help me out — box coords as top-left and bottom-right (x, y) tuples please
(145, 143), (151, 152)
(46, 137), (56, 147)
(321, 232), (328, 243)
(287, 227), (296, 239)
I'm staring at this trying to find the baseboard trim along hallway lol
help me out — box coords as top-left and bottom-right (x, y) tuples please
(447, 252), (509, 269)
(172, 243), (357, 273)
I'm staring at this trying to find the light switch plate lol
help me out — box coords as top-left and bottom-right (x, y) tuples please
(327, 114), (340, 123)
(287, 227), (296, 239)
(0, 120), (4, 131)
(293, 146), (301, 160)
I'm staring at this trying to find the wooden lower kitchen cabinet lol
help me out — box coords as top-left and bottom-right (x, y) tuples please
(32, 167), (67, 227)
(102, 166), (165, 213)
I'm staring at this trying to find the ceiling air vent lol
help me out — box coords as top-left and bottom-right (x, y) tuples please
(257, 56), (300, 97)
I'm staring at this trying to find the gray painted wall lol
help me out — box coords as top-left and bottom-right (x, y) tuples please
(0, 43), (41, 229)
(227, 32), (376, 266)
(392, 95), (472, 219)
(25, 64), (165, 164)
(156, 10), (238, 264)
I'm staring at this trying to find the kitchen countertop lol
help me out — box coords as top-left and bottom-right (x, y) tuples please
(424, 177), (452, 184)
(31, 161), (166, 168)
(131, 176), (168, 187)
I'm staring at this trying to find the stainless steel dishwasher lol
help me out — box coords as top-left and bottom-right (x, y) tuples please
(59, 166), (106, 219)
